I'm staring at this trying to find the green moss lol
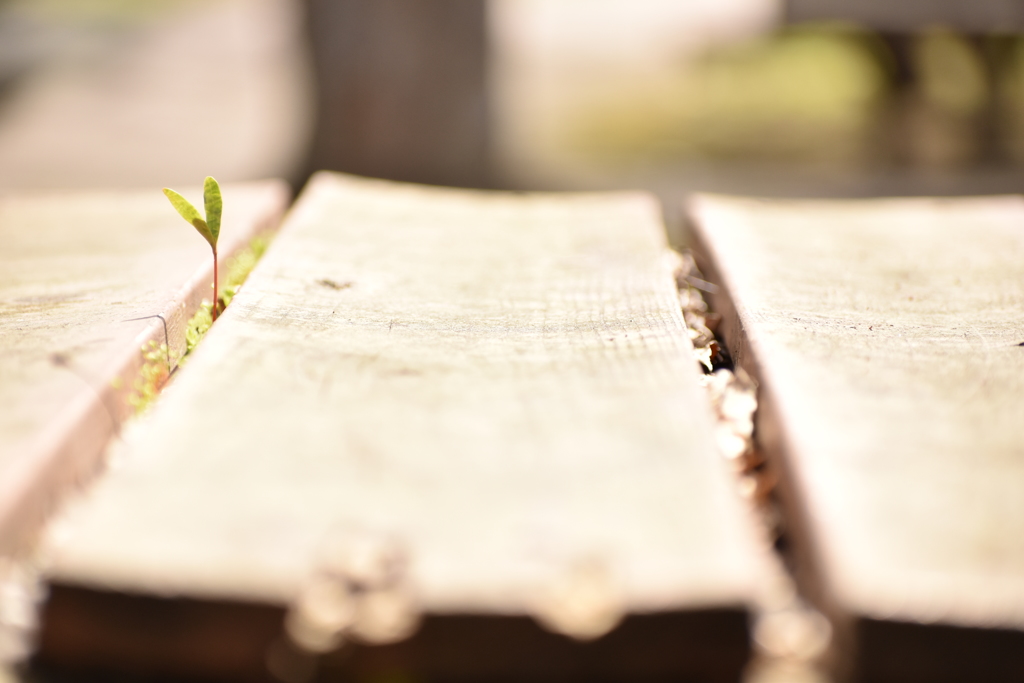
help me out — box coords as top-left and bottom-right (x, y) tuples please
(184, 301), (214, 357)
(128, 231), (273, 415)
(182, 231), (272, 358)
(221, 231), (271, 307)
(129, 340), (176, 415)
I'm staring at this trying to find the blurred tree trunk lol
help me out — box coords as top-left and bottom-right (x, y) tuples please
(302, 0), (491, 188)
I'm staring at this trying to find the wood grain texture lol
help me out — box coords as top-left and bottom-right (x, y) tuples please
(688, 193), (1024, 680)
(46, 174), (758, 628)
(0, 181), (289, 558)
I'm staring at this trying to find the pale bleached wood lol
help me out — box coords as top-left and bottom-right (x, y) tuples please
(688, 193), (1024, 679)
(46, 174), (758, 628)
(0, 181), (289, 558)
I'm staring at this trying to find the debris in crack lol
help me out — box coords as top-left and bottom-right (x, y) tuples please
(673, 249), (833, 683)
(704, 367), (756, 463)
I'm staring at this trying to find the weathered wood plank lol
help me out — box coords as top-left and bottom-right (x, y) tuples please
(42, 173), (760, 681)
(0, 181), (289, 559)
(687, 193), (1024, 682)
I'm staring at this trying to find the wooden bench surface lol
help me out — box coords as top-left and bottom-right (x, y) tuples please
(40, 173), (760, 681)
(688, 193), (1024, 681)
(0, 182), (288, 559)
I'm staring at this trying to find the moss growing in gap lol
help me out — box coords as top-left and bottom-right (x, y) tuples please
(183, 231), (272, 355)
(129, 340), (176, 414)
(222, 230), (272, 308)
(127, 231), (274, 414)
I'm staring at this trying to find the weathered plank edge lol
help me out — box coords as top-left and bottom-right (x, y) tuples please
(38, 583), (752, 683)
(0, 181), (291, 561)
(685, 193), (861, 680)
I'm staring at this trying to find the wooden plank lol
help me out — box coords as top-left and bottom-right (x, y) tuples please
(687, 193), (1024, 682)
(0, 181), (289, 560)
(41, 173), (760, 681)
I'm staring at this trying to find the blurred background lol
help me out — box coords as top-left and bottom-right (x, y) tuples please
(4, 0), (1024, 241)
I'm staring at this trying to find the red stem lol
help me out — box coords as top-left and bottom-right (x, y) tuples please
(212, 246), (219, 322)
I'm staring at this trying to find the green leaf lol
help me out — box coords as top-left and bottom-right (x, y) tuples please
(203, 176), (222, 247)
(163, 187), (215, 248)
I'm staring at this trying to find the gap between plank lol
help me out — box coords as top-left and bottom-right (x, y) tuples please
(675, 250), (833, 683)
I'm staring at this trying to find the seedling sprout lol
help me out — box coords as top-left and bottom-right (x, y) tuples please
(163, 177), (223, 320)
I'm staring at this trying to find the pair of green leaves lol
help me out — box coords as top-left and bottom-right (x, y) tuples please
(163, 177), (222, 250)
